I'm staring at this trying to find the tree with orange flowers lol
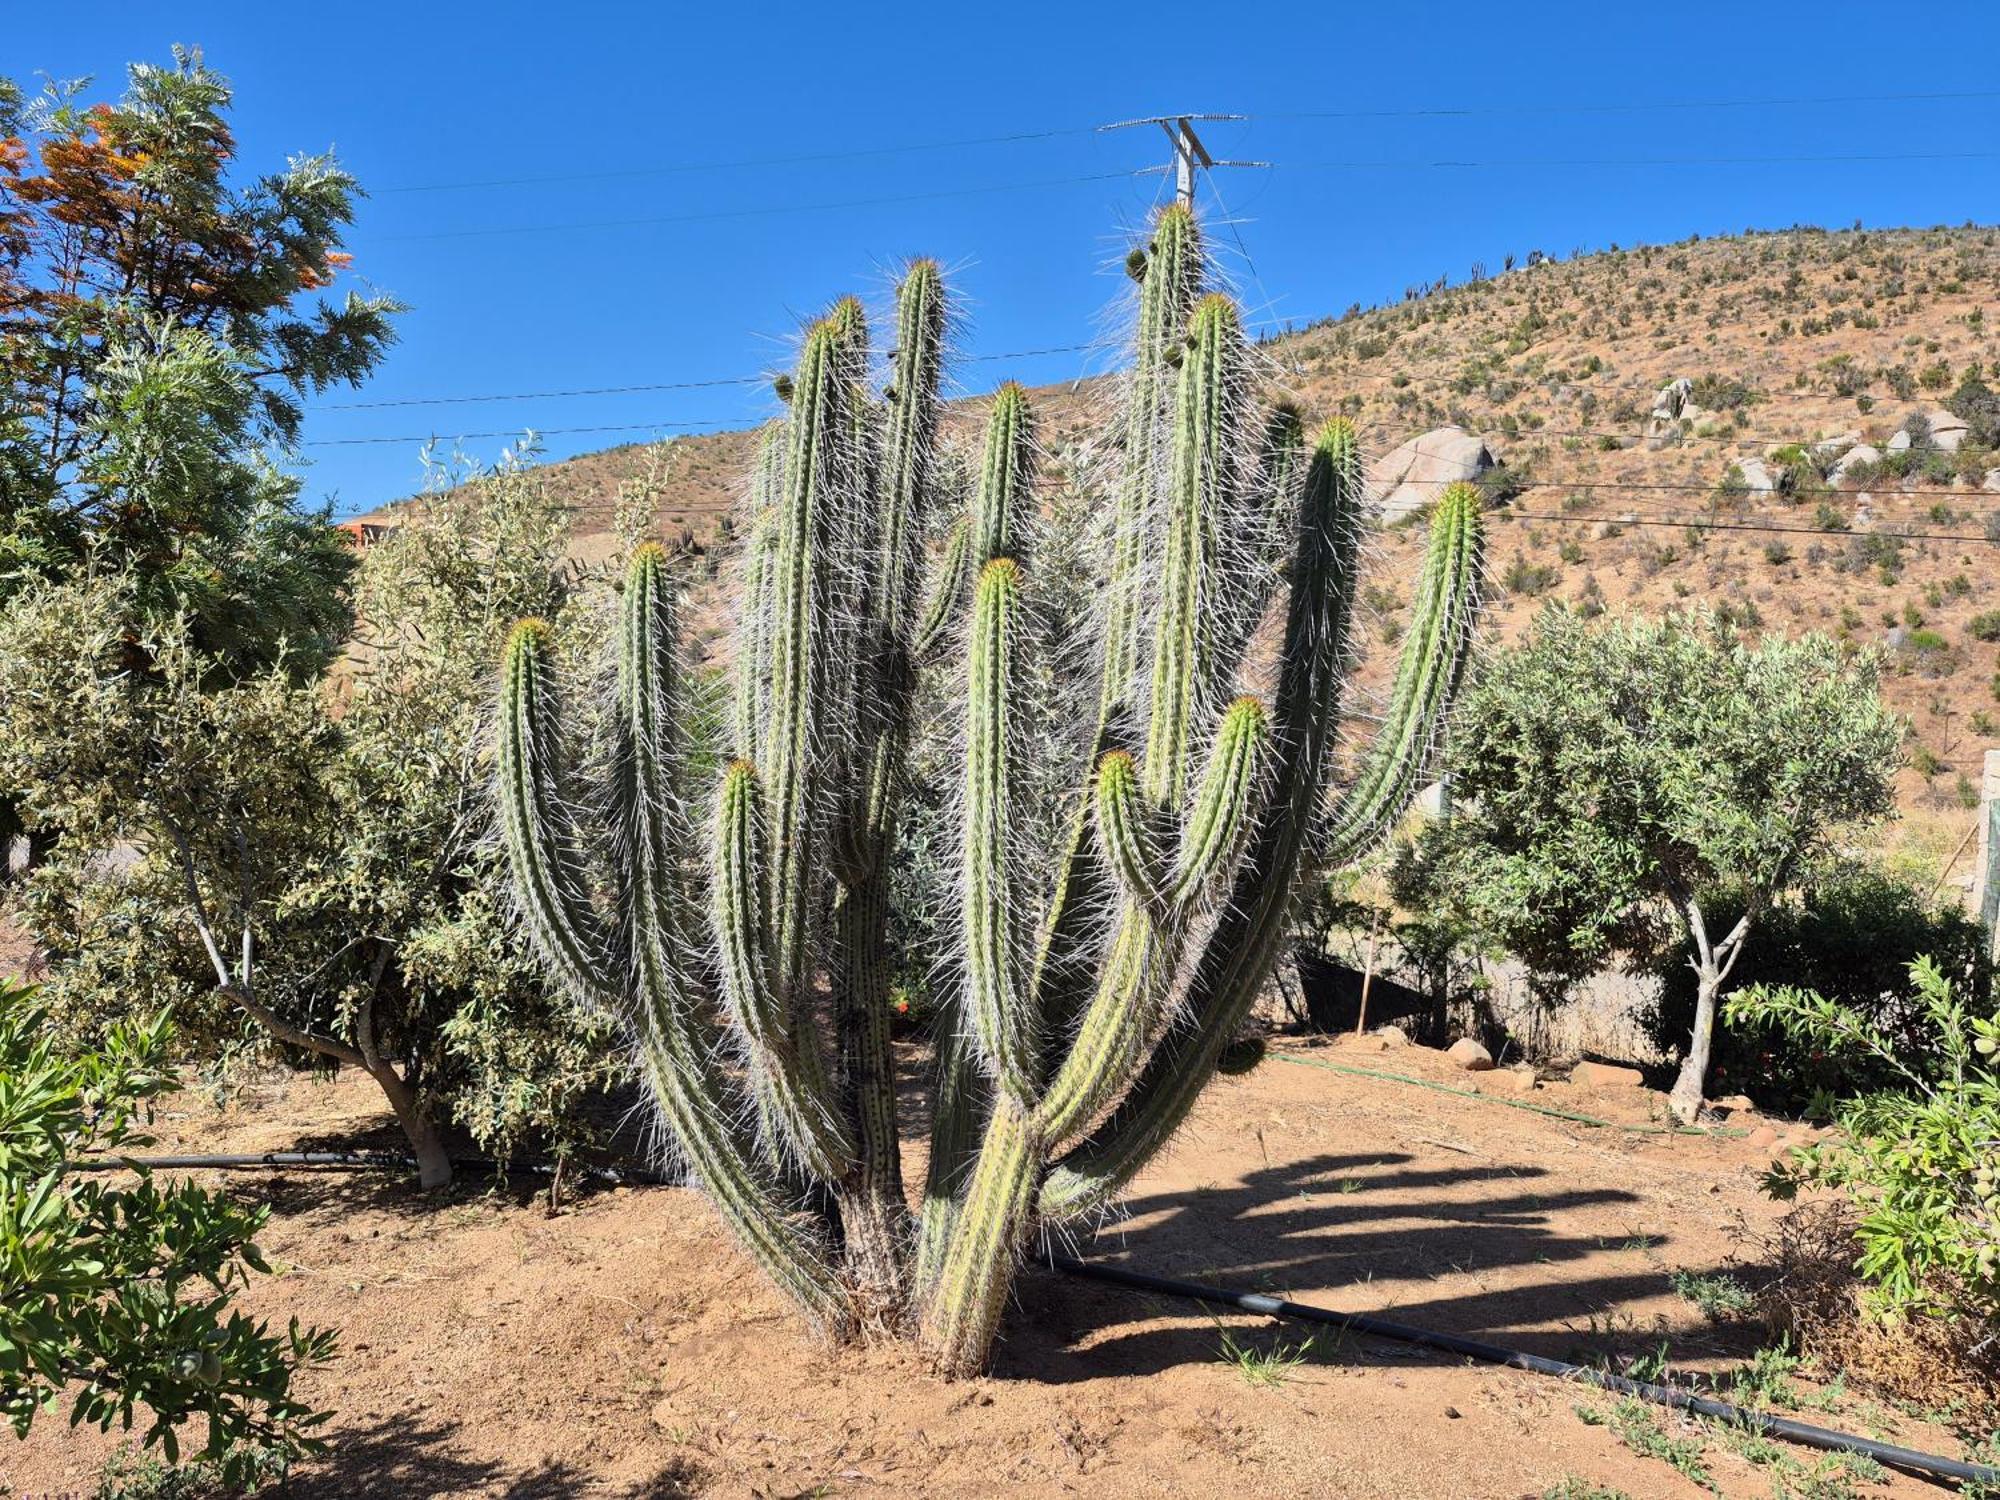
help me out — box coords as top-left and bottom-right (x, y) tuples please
(0, 47), (399, 672)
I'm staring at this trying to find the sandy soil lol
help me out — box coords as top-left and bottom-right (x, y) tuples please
(3, 1023), (1977, 1500)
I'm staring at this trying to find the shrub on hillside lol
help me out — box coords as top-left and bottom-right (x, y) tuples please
(1947, 373), (2000, 448)
(1691, 373), (1757, 410)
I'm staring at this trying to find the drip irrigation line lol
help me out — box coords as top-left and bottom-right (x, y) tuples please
(64, 1150), (675, 1187)
(1268, 1051), (1715, 1135)
(63, 1149), (1995, 1483)
(1044, 1255), (2000, 1488)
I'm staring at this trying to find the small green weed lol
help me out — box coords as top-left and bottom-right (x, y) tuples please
(1670, 1269), (1757, 1323)
(1215, 1324), (1316, 1388)
(1542, 1478), (1633, 1500)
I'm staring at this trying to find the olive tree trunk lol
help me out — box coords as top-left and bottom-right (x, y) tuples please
(1667, 896), (1753, 1125)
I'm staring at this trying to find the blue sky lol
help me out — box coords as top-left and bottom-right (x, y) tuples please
(18, 2), (2000, 516)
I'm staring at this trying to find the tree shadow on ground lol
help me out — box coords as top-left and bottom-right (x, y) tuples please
(285, 1411), (704, 1499)
(992, 1149), (1758, 1383)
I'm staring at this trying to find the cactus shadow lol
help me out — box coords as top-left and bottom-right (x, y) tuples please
(284, 1410), (704, 1498)
(994, 1149), (1675, 1383)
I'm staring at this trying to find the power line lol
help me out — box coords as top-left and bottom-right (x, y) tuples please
(1286, 150), (2000, 172)
(1270, 88), (2000, 123)
(374, 124), (1104, 195)
(1501, 506), (1999, 546)
(306, 418), (749, 447)
(312, 345), (1109, 412)
(377, 170), (1143, 243)
(368, 90), (2000, 198)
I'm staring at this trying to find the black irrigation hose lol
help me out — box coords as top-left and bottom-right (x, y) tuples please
(61, 1153), (1996, 1487)
(64, 1150), (676, 1187)
(1048, 1255), (2000, 1489)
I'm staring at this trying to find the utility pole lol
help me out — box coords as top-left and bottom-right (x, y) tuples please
(1099, 113), (1267, 206)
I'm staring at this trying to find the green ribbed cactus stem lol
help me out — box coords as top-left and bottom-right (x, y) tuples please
(972, 383), (1034, 565)
(734, 425), (784, 759)
(1169, 695), (1267, 906)
(498, 585), (849, 1330)
(1094, 749), (1165, 916)
(963, 556), (1035, 1101)
(1040, 423), (1483, 1222)
(498, 618), (612, 1002)
(1147, 293), (1246, 806)
(920, 1095), (1040, 1377)
(1324, 479), (1483, 863)
(767, 317), (849, 1013)
(912, 1012), (986, 1295)
(1101, 202), (1203, 719)
(913, 518), (970, 660)
(875, 259), (947, 634)
(712, 760), (850, 1178)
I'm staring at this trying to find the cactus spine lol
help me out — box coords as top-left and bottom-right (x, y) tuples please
(497, 211), (1484, 1374)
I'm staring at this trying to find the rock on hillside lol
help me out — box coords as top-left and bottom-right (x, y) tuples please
(1367, 426), (1495, 518)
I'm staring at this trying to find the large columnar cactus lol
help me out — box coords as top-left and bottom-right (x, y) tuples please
(497, 208), (1485, 1373)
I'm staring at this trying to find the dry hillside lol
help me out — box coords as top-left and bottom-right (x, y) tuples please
(367, 223), (2000, 879)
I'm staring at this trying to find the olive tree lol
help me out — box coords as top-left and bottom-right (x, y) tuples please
(0, 455), (623, 1186)
(1396, 606), (1902, 1122)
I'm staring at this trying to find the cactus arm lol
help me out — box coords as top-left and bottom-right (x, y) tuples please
(877, 260), (948, 634)
(1167, 695), (1268, 910)
(629, 1028), (852, 1331)
(1145, 294), (1246, 808)
(1094, 749), (1166, 918)
(914, 518), (971, 662)
(497, 619), (616, 999)
(1100, 203), (1203, 722)
(913, 1010), (988, 1295)
(712, 761), (852, 1178)
(1322, 480), (1484, 864)
(766, 319), (847, 1007)
(919, 1096), (1040, 1377)
(734, 426), (784, 759)
(963, 557), (1036, 1101)
(972, 383), (1034, 565)
(1039, 427), (1489, 1221)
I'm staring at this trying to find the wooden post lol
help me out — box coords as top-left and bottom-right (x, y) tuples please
(1354, 909), (1382, 1037)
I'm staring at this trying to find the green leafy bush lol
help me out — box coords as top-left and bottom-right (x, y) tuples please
(1727, 958), (1999, 1336)
(0, 983), (333, 1482)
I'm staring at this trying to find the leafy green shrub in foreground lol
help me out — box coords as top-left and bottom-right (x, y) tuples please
(0, 983), (333, 1483)
(1727, 957), (1999, 1334)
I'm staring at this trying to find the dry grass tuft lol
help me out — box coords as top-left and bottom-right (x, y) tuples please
(1759, 1202), (1999, 1426)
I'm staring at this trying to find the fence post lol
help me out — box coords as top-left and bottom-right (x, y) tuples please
(1978, 750), (2000, 964)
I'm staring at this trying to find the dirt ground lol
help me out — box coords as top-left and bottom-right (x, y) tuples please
(4, 1016), (1982, 1500)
